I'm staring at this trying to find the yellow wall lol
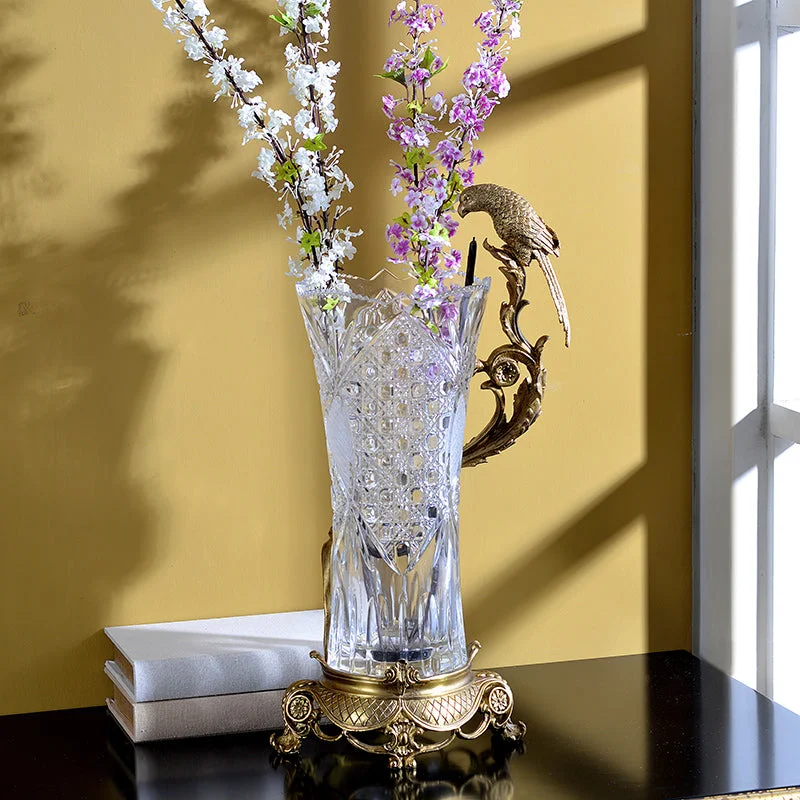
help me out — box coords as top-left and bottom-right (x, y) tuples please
(0, 0), (692, 715)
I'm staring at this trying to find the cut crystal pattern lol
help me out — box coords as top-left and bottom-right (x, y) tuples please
(298, 274), (490, 678)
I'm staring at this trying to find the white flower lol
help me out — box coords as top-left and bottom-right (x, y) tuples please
(182, 0), (209, 19)
(328, 176), (353, 201)
(330, 236), (356, 261)
(288, 63), (316, 101)
(235, 66), (262, 93)
(266, 108), (291, 135)
(205, 26), (228, 49)
(293, 108), (317, 139)
(277, 200), (294, 229)
(318, 253), (336, 274)
(283, 0), (301, 21)
(320, 108), (338, 133)
(316, 18), (331, 41)
(253, 146), (277, 186)
(509, 19), (521, 39)
(207, 60), (232, 100)
(293, 147), (315, 173)
(304, 269), (329, 291)
(257, 146), (276, 171)
(151, 0), (167, 10)
(183, 34), (206, 61)
(238, 96), (266, 129)
(301, 172), (330, 214)
(287, 255), (304, 277)
(284, 44), (302, 66)
(304, 16), (322, 34)
(163, 8), (186, 32)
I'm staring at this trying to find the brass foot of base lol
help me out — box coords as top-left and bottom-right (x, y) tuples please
(270, 642), (526, 774)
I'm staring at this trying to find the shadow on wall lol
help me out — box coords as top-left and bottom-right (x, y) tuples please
(465, 0), (693, 654)
(0, 0), (290, 714)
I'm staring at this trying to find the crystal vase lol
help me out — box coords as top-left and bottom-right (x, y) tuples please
(297, 273), (491, 679)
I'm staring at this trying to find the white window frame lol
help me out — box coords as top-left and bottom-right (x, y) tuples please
(695, 0), (800, 696)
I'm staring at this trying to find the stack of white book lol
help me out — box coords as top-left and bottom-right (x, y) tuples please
(104, 609), (324, 742)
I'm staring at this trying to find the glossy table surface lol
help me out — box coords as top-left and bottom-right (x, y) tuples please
(2, 650), (800, 799)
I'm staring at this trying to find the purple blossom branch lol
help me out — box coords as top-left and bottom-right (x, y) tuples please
(382, 0), (524, 326)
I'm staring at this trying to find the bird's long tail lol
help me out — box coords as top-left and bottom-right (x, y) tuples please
(534, 251), (571, 348)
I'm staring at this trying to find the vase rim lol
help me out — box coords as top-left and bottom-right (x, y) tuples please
(296, 270), (491, 303)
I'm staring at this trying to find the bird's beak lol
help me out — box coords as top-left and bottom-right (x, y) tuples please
(457, 204), (465, 219)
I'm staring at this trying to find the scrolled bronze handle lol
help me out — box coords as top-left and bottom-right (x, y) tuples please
(462, 240), (550, 469)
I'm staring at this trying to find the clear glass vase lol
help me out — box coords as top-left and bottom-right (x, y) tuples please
(297, 273), (490, 679)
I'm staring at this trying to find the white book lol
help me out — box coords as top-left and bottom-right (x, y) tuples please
(105, 609), (324, 702)
(105, 661), (286, 742)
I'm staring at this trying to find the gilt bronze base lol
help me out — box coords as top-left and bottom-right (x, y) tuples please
(270, 641), (526, 774)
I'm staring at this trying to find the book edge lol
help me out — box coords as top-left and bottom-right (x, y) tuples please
(104, 660), (136, 704)
(106, 698), (139, 743)
(103, 608), (323, 645)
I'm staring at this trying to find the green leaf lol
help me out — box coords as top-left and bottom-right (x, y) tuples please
(305, 4), (323, 17)
(421, 47), (437, 71)
(426, 321), (440, 334)
(375, 69), (406, 87)
(392, 212), (412, 229)
(275, 160), (299, 183)
(404, 147), (433, 169)
(447, 170), (465, 196)
(302, 134), (327, 152)
(432, 57), (449, 77)
(407, 100), (423, 115)
(322, 296), (340, 311)
(269, 12), (295, 30)
(300, 230), (322, 254)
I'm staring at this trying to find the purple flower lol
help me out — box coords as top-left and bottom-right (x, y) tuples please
(489, 71), (511, 98)
(384, 52), (404, 72)
(382, 94), (400, 119)
(443, 249), (462, 273)
(440, 301), (458, 321)
(433, 139), (462, 170)
(441, 214), (459, 237)
(475, 11), (494, 32)
(393, 240), (412, 259)
(463, 63), (489, 89)
(475, 94), (497, 118)
(410, 212), (428, 232)
(409, 68), (431, 87)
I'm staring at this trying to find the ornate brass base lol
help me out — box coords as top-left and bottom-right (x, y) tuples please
(270, 642), (526, 773)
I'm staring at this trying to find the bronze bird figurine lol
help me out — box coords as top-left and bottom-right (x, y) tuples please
(458, 183), (571, 347)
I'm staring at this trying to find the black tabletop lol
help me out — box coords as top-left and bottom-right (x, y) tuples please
(1, 650), (799, 799)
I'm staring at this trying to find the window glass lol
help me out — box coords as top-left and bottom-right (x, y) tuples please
(774, 28), (800, 412)
(772, 442), (800, 713)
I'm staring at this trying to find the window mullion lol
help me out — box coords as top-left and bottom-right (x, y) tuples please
(756, 0), (778, 700)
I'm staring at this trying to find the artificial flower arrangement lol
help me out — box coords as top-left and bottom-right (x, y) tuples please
(150, 0), (523, 331)
(148, 3), (553, 769)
